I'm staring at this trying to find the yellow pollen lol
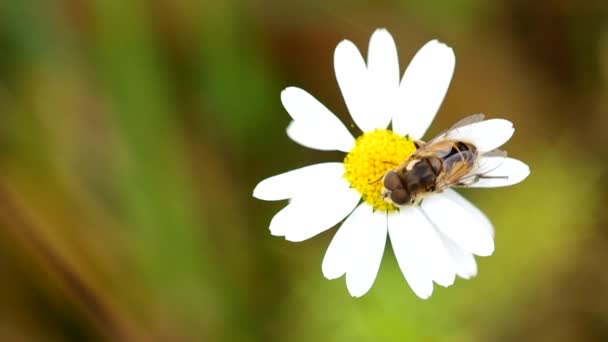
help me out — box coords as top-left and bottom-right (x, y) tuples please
(343, 129), (416, 212)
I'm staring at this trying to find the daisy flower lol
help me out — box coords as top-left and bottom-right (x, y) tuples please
(253, 29), (530, 299)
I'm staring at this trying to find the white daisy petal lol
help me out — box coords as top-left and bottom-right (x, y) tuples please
(366, 28), (399, 130)
(269, 179), (360, 242)
(281, 87), (354, 152)
(395, 207), (455, 287)
(440, 234), (478, 279)
(253, 162), (345, 201)
(334, 39), (376, 132)
(393, 40), (455, 139)
(388, 210), (433, 299)
(469, 157), (530, 188)
(421, 191), (494, 256)
(389, 207), (456, 299)
(345, 206), (387, 297)
(447, 119), (514, 153)
(441, 189), (494, 238)
(322, 204), (365, 280)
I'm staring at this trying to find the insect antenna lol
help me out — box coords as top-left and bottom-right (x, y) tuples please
(368, 174), (384, 184)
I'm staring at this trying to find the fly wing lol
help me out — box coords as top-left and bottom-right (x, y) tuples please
(413, 114), (485, 156)
(445, 113), (486, 131)
(446, 149), (508, 188)
(434, 153), (477, 191)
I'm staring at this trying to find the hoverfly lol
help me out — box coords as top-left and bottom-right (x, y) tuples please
(381, 114), (508, 207)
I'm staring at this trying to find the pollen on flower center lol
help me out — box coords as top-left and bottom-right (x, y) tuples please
(343, 129), (416, 212)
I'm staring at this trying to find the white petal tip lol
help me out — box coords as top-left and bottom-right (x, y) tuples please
(474, 246), (494, 257)
(427, 39), (454, 54)
(496, 118), (514, 127)
(371, 28), (391, 37)
(285, 121), (313, 148)
(347, 287), (367, 298)
(435, 278), (456, 288)
(285, 120), (296, 137)
(496, 120), (515, 138)
(252, 179), (277, 201)
(322, 271), (341, 281)
(462, 266), (479, 279)
(416, 291), (432, 300)
(269, 228), (284, 237)
(252, 188), (261, 199)
(510, 167), (530, 186)
(335, 39), (356, 52)
(507, 127), (515, 139)
(284, 234), (306, 243)
(515, 162), (531, 180)
(346, 277), (372, 298)
(252, 184), (267, 200)
(280, 87), (296, 102)
(471, 235), (495, 256)
(459, 273), (476, 280)
(346, 272), (375, 298)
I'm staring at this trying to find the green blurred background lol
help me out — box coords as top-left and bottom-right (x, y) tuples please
(0, 0), (607, 341)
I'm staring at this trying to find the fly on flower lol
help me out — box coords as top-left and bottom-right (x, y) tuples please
(253, 29), (530, 299)
(381, 114), (512, 207)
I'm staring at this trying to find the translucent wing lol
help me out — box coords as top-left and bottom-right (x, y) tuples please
(434, 114), (485, 139)
(413, 114), (485, 157)
(434, 153), (477, 191)
(436, 149), (508, 190)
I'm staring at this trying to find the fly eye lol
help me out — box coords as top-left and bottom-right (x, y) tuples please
(390, 189), (409, 205)
(383, 171), (403, 190)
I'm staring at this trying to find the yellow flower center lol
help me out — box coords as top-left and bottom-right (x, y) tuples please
(343, 129), (416, 212)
